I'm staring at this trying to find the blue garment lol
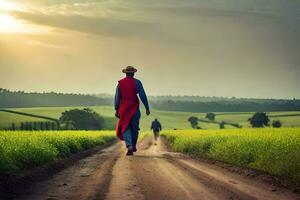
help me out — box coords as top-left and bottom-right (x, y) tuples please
(151, 120), (162, 132)
(114, 78), (149, 148)
(123, 110), (141, 149)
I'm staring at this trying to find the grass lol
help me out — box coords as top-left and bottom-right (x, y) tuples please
(0, 106), (116, 130)
(215, 112), (300, 128)
(0, 111), (48, 128)
(0, 131), (116, 175)
(162, 128), (300, 183)
(0, 106), (300, 130)
(0, 106), (207, 130)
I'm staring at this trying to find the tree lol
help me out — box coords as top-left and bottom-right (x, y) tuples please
(205, 112), (215, 121)
(28, 122), (33, 130)
(188, 116), (199, 129)
(219, 121), (225, 129)
(33, 122), (38, 130)
(272, 120), (282, 128)
(20, 122), (24, 130)
(11, 123), (16, 131)
(64, 121), (75, 130)
(45, 121), (50, 130)
(40, 122), (45, 130)
(248, 112), (270, 128)
(59, 108), (105, 130)
(25, 122), (29, 130)
(51, 122), (56, 130)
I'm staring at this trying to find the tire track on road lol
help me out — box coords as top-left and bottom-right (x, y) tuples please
(131, 138), (300, 200)
(15, 143), (121, 200)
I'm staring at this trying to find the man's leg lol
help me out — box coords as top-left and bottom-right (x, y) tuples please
(123, 127), (134, 155)
(154, 131), (157, 141)
(131, 109), (141, 152)
(153, 131), (158, 145)
(131, 130), (139, 152)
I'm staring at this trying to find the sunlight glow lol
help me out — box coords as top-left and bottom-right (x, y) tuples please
(0, 1), (27, 33)
(0, 0), (20, 11)
(0, 13), (49, 34)
(0, 1), (49, 34)
(0, 13), (22, 33)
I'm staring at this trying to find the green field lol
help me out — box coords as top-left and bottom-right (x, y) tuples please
(0, 111), (49, 128)
(0, 107), (117, 130)
(215, 112), (300, 128)
(1, 106), (300, 130)
(162, 128), (300, 183)
(0, 106), (208, 130)
(0, 131), (115, 174)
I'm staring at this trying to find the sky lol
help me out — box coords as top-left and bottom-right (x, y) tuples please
(0, 0), (299, 98)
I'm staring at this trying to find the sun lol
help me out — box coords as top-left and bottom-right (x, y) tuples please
(0, 13), (22, 33)
(0, 0), (20, 11)
(0, 1), (48, 34)
(0, 0), (24, 33)
(0, 13), (49, 34)
(0, 12), (28, 33)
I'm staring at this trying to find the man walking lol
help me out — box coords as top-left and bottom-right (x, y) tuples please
(115, 66), (150, 156)
(151, 118), (162, 145)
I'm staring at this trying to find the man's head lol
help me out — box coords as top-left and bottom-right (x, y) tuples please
(122, 66), (137, 77)
(154, 118), (158, 121)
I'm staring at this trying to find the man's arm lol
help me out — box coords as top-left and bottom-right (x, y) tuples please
(114, 85), (120, 118)
(159, 122), (162, 131)
(136, 80), (150, 115)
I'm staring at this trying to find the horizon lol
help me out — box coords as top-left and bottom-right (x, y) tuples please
(1, 87), (299, 100)
(0, 0), (299, 99)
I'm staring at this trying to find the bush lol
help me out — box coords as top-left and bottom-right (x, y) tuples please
(60, 108), (105, 130)
(272, 120), (282, 128)
(248, 112), (270, 128)
(205, 113), (215, 121)
(187, 116), (199, 129)
(219, 121), (225, 129)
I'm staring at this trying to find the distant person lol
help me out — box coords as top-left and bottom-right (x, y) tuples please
(151, 118), (162, 144)
(115, 66), (150, 156)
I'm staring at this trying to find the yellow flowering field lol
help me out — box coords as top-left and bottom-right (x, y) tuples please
(0, 131), (116, 174)
(162, 128), (300, 183)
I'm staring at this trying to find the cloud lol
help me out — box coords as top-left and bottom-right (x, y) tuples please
(136, 3), (300, 33)
(2, 0), (300, 98)
(26, 2), (111, 16)
(12, 10), (160, 39)
(25, 40), (66, 49)
(10, 1), (300, 50)
(17, 0), (300, 38)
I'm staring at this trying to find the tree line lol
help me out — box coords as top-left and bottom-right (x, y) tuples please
(188, 112), (283, 129)
(155, 100), (300, 113)
(6, 121), (59, 131)
(0, 88), (111, 108)
(1, 88), (299, 112)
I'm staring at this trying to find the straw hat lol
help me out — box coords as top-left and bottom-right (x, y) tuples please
(122, 66), (137, 73)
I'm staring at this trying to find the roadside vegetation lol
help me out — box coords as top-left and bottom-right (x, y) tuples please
(162, 128), (300, 183)
(0, 131), (116, 175)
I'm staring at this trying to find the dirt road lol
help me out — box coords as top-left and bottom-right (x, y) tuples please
(9, 138), (300, 200)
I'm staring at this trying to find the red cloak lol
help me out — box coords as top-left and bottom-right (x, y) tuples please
(116, 77), (139, 140)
